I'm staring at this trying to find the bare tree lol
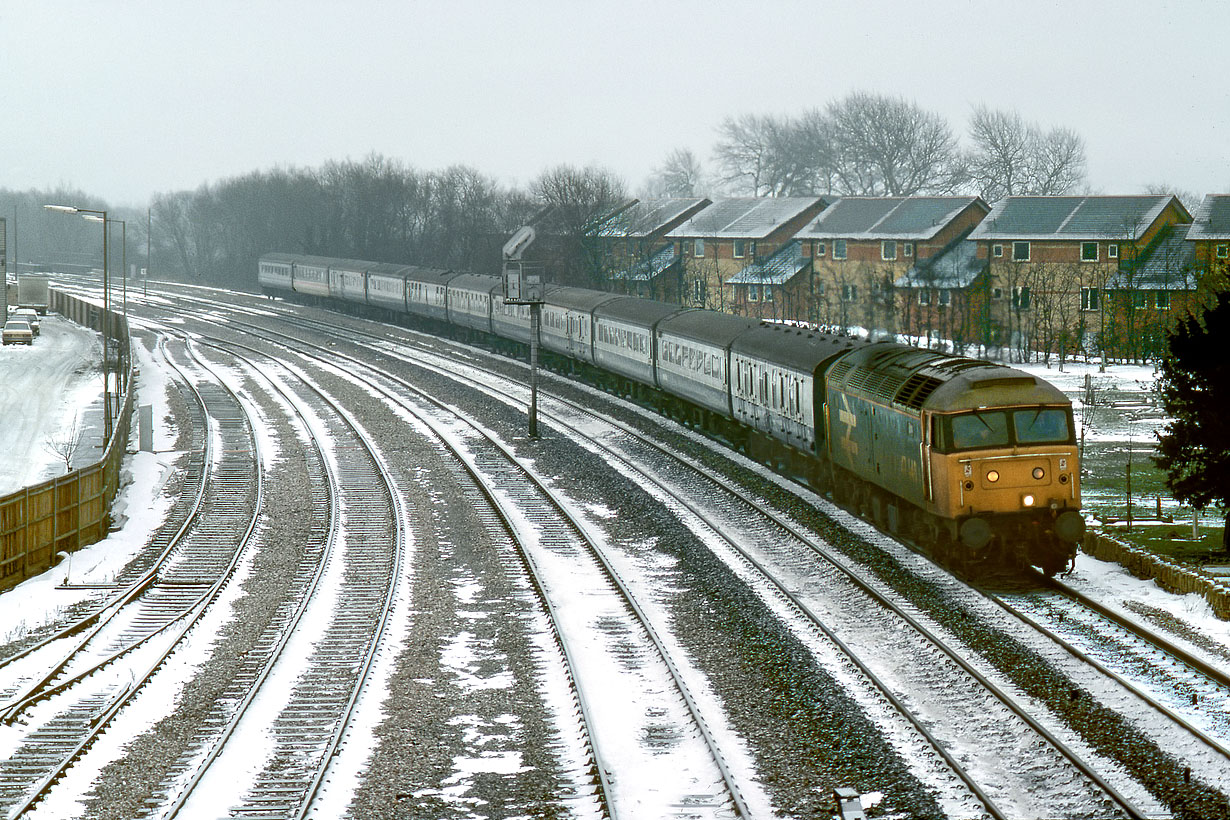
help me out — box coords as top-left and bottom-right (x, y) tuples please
(644, 148), (707, 197)
(826, 92), (966, 196)
(713, 114), (778, 196)
(967, 105), (1087, 200)
(44, 417), (83, 474)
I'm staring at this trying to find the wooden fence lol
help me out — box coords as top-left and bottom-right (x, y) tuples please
(0, 291), (133, 593)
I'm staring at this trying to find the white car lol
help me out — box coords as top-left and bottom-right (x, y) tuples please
(2, 319), (33, 345)
(12, 308), (39, 336)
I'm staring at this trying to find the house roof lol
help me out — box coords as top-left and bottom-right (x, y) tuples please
(1186, 194), (1230, 241)
(609, 243), (679, 282)
(727, 240), (809, 285)
(1107, 224), (1197, 290)
(968, 195), (1187, 241)
(665, 197), (827, 240)
(594, 197), (710, 238)
(894, 233), (983, 290)
(800, 196), (988, 241)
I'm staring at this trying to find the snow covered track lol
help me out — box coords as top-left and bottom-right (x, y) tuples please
(0, 336), (263, 819)
(162, 341), (403, 819)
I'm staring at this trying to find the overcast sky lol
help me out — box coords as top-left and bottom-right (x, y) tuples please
(2, 0), (1227, 207)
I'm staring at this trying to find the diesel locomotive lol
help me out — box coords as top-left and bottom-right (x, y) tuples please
(259, 252), (1084, 575)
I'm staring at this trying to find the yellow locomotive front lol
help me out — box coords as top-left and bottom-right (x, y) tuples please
(926, 382), (1084, 574)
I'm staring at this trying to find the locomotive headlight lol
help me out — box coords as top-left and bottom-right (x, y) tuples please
(1032, 467), (1046, 480)
(1022, 494), (1036, 507)
(986, 470), (1000, 483)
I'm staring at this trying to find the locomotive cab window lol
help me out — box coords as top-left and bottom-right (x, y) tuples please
(933, 407), (1073, 452)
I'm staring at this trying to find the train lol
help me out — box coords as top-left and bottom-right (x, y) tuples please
(259, 251), (1085, 576)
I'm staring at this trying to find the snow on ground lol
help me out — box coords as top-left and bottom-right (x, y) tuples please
(0, 332), (182, 641)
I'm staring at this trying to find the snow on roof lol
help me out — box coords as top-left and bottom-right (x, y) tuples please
(666, 197), (827, 240)
(968, 195), (1185, 241)
(894, 233), (983, 290)
(726, 240), (808, 285)
(609, 243), (678, 282)
(1186, 194), (1230, 241)
(1108, 224), (1197, 290)
(595, 198), (710, 238)
(800, 196), (986, 241)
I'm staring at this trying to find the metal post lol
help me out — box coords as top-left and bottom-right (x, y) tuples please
(101, 211), (111, 444)
(529, 303), (540, 437)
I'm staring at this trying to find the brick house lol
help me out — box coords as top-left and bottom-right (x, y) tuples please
(665, 197), (829, 314)
(966, 195), (1191, 360)
(1103, 223), (1197, 360)
(1186, 194), (1230, 297)
(591, 197), (710, 301)
(798, 196), (990, 334)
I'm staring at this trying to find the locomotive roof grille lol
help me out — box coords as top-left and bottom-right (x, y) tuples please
(895, 373), (944, 409)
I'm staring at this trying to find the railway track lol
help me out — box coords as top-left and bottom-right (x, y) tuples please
(197, 327), (758, 818)
(0, 336), (262, 819)
(159, 340), (403, 819)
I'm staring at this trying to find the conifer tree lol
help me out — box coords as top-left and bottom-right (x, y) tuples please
(1154, 290), (1230, 548)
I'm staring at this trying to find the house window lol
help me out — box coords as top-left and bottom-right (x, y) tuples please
(764, 286), (774, 302)
(833, 239), (847, 260)
(992, 244), (1004, 258)
(1013, 241), (1030, 262)
(904, 242), (914, 257)
(992, 287), (1004, 300)
(733, 239), (746, 258)
(1080, 287), (1100, 311)
(938, 289), (951, 306)
(692, 278), (706, 303)
(1156, 290), (1171, 310)
(694, 238), (705, 257)
(1108, 244), (1119, 259)
(1081, 242), (1098, 262)
(882, 241), (897, 261)
(1218, 244), (1229, 259)
(919, 290), (931, 306)
(1012, 285), (1031, 310)
(748, 284), (759, 302)
(815, 242), (826, 257)
(815, 281), (826, 297)
(842, 284), (858, 301)
(1132, 290), (1147, 309)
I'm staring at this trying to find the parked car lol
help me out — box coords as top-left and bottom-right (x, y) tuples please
(12, 308), (39, 336)
(2, 319), (33, 345)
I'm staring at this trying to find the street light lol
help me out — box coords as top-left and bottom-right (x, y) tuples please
(85, 215), (129, 403)
(43, 203), (114, 443)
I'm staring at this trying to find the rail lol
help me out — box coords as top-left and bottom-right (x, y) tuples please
(0, 288), (134, 593)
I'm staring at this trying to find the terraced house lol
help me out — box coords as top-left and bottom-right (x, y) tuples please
(592, 197), (710, 302)
(966, 195), (1191, 361)
(799, 196), (990, 334)
(665, 197), (829, 314)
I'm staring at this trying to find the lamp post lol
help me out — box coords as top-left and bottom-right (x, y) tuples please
(86, 215), (128, 403)
(43, 204), (113, 443)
